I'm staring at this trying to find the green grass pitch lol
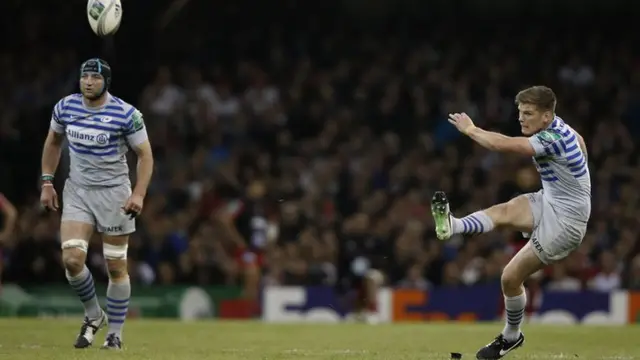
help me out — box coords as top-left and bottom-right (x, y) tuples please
(0, 319), (637, 359)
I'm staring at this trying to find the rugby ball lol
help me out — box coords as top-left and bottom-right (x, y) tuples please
(87, 0), (122, 37)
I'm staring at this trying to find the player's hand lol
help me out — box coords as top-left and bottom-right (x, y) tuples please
(448, 112), (476, 135)
(40, 183), (59, 211)
(122, 193), (144, 219)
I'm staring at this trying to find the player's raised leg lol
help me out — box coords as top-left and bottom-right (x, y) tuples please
(431, 192), (540, 359)
(102, 233), (130, 350)
(60, 220), (107, 348)
(431, 191), (533, 241)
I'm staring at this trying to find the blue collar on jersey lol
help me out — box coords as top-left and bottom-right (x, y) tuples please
(543, 116), (561, 130)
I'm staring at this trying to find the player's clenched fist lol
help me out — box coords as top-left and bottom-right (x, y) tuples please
(122, 193), (144, 219)
(40, 183), (59, 211)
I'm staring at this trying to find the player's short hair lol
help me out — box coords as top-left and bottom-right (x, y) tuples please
(515, 86), (557, 113)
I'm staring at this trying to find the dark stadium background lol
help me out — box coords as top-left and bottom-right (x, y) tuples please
(1, 0), (640, 320)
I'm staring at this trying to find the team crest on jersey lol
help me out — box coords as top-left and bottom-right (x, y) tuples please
(132, 110), (144, 131)
(99, 116), (113, 123)
(96, 133), (110, 145)
(536, 130), (562, 147)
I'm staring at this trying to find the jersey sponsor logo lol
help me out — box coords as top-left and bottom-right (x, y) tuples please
(531, 236), (544, 254)
(132, 110), (144, 131)
(67, 128), (111, 145)
(67, 129), (96, 141)
(98, 225), (124, 233)
(68, 115), (91, 123)
(536, 130), (562, 147)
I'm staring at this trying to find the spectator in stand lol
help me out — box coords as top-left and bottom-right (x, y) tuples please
(588, 251), (622, 292)
(0, 1), (637, 303)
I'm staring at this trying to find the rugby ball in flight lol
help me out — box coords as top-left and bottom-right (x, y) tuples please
(87, 0), (123, 37)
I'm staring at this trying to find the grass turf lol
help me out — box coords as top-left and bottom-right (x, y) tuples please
(0, 319), (636, 359)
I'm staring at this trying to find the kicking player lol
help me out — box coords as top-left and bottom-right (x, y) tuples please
(431, 86), (590, 359)
(40, 58), (154, 350)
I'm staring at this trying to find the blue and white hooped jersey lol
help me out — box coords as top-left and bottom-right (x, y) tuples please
(50, 93), (148, 188)
(528, 116), (591, 221)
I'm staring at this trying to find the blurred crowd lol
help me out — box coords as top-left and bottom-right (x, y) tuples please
(1, 1), (639, 296)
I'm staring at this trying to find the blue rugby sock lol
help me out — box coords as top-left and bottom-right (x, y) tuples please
(67, 266), (102, 319)
(106, 277), (130, 339)
(502, 293), (526, 341)
(451, 211), (495, 235)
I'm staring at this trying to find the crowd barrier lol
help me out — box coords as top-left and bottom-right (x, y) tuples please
(4, 284), (640, 324)
(262, 285), (640, 325)
(0, 284), (252, 319)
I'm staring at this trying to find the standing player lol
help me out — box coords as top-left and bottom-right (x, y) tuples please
(431, 86), (590, 359)
(40, 58), (154, 350)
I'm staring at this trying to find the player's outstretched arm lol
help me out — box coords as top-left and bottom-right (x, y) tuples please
(448, 113), (536, 156)
(465, 127), (535, 156)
